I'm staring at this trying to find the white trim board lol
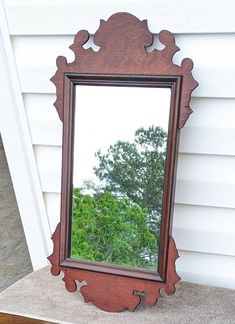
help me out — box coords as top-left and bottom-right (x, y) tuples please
(0, 1), (51, 270)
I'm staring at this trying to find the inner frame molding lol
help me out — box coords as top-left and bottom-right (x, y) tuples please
(61, 75), (181, 283)
(48, 12), (198, 312)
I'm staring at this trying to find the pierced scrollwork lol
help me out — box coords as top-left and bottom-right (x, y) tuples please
(48, 224), (180, 312)
(51, 12), (198, 126)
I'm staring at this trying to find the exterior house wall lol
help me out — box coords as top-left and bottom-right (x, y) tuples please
(2, 0), (235, 288)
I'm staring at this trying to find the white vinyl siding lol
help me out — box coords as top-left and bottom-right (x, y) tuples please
(3, 0), (235, 288)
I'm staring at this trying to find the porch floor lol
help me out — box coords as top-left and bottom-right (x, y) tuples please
(0, 266), (234, 324)
(0, 137), (33, 292)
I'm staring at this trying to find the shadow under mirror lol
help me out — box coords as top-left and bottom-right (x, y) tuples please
(70, 85), (171, 272)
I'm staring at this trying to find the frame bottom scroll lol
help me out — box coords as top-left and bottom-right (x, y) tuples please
(48, 223), (181, 312)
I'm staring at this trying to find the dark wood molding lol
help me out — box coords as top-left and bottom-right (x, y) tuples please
(58, 75), (181, 283)
(48, 12), (198, 312)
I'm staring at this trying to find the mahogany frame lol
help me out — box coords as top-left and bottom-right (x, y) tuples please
(48, 12), (198, 312)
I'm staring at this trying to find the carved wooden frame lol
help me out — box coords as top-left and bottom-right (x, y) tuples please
(48, 12), (198, 312)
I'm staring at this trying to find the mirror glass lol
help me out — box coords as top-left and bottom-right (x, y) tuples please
(70, 85), (171, 271)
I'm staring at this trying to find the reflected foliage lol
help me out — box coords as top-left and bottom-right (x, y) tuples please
(71, 126), (167, 269)
(71, 189), (156, 269)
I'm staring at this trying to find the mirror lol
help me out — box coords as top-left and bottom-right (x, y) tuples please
(71, 85), (171, 271)
(48, 12), (198, 312)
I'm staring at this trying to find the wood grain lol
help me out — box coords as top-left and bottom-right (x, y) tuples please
(0, 313), (54, 324)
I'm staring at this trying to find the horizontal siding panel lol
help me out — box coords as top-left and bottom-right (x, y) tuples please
(17, 66), (235, 99)
(173, 204), (235, 233)
(43, 192), (60, 233)
(34, 145), (62, 193)
(180, 127), (235, 156)
(44, 192), (61, 217)
(35, 146), (235, 208)
(12, 35), (75, 70)
(175, 180), (235, 209)
(38, 168), (61, 194)
(12, 34), (235, 97)
(46, 214), (235, 257)
(174, 204), (235, 256)
(43, 197), (235, 235)
(29, 120), (62, 146)
(174, 228), (235, 256)
(5, 0), (235, 35)
(23, 93), (58, 122)
(24, 115), (235, 158)
(24, 94), (235, 157)
(12, 34), (235, 73)
(27, 124), (235, 158)
(23, 93), (62, 145)
(177, 154), (235, 184)
(47, 212), (60, 235)
(26, 121), (235, 158)
(24, 94), (235, 129)
(189, 97), (235, 128)
(177, 251), (235, 289)
(44, 190), (235, 257)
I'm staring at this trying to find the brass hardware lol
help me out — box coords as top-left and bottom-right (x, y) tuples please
(133, 289), (146, 296)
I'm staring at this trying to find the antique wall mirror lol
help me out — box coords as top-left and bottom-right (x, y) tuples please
(48, 12), (198, 312)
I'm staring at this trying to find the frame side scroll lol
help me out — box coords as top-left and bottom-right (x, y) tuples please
(48, 12), (198, 312)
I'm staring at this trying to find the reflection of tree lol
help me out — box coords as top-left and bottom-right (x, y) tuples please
(71, 189), (156, 269)
(72, 126), (167, 269)
(86, 126), (167, 234)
